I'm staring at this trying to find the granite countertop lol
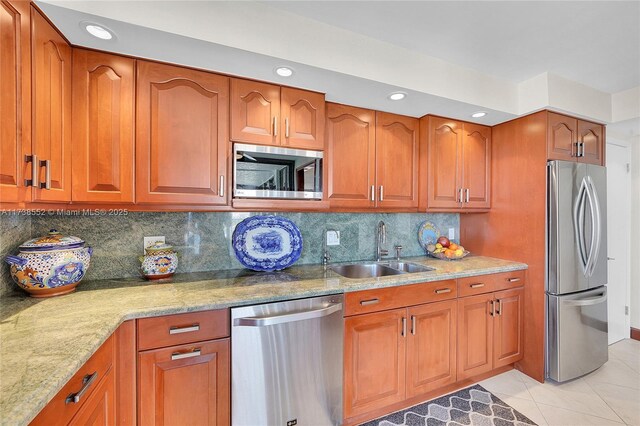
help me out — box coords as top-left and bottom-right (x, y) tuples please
(0, 255), (526, 426)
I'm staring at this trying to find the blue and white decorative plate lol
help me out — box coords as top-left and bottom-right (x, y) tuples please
(232, 216), (303, 272)
(417, 221), (440, 248)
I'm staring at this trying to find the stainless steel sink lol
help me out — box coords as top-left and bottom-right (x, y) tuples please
(329, 261), (434, 278)
(329, 263), (404, 279)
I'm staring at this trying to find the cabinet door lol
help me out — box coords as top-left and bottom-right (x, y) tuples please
(136, 61), (229, 205)
(0, 0), (31, 204)
(461, 123), (491, 209)
(326, 104), (376, 209)
(375, 112), (418, 209)
(72, 50), (135, 203)
(138, 339), (230, 426)
(344, 308), (406, 418)
(68, 368), (116, 426)
(578, 120), (604, 165)
(427, 116), (462, 210)
(280, 87), (325, 150)
(547, 112), (578, 162)
(31, 7), (72, 202)
(406, 300), (457, 398)
(457, 293), (494, 380)
(230, 78), (280, 145)
(493, 288), (525, 368)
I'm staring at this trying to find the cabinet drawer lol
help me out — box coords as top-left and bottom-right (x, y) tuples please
(31, 335), (115, 426)
(137, 309), (229, 351)
(345, 280), (457, 316)
(493, 270), (526, 291)
(457, 275), (496, 297)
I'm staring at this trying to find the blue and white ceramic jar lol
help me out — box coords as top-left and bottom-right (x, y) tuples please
(139, 242), (178, 280)
(5, 229), (92, 298)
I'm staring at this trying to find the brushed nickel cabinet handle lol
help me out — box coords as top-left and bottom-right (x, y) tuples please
(285, 117), (290, 138)
(65, 372), (98, 404)
(379, 185), (384, 202)
(169, 324), (200, 335)
(434, 288), (451, 294)
(171, 349), (201, 361)
(469, 283), (485, 288)
(370, 185), (375, 202)
(360, 298), (379, 306)
(458, 188), (464, 203)
(465, 188), (470, 203)
(40, 159), (51, 189)
(273, 117), (278, 137)
(489, 300), (495, 316)
(24, 154), (38, 187)
(219, 175), (225, 197)
(401, 317), (406, 337)
(507, 277), (521, 283)
(411, 315), (416, 335)
(496, 299), (503, 315)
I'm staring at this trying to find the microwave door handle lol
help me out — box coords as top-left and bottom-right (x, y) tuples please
(585, 177), (602, 277)
(573, 180), (588, 273)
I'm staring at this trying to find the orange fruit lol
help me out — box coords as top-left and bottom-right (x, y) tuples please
(449, 243), (458, 251)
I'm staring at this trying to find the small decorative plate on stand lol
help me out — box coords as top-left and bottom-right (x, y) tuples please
(417, 221), (440, 248)
(232, 215), (303, 272)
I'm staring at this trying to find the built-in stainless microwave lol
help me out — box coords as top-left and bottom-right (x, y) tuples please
(233, 143), (323, 200)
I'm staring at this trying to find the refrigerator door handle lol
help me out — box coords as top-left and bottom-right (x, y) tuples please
(573, 178), (589, 273)
(585, 177), (602, 277)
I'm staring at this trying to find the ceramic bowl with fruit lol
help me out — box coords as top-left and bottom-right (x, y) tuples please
(425, 236), (470, 260)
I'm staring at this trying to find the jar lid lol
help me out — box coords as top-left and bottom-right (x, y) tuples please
(19, 229), (85, 252)
(145, 241), (174, 254)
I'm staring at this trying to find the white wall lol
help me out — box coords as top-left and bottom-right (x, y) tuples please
(631, 136), (640, 329)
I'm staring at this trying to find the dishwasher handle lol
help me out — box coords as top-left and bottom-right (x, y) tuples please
(234, 303), (343, 327)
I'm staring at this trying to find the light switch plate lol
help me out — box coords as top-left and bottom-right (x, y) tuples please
(326, 230), (340, 246)
(143, 236), (165, 254)
(448, 228), (455, 240)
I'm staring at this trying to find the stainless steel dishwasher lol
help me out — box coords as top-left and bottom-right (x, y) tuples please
(231, 294), (343, 426)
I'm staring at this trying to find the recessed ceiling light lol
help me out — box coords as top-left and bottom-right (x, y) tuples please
(388, 92), (406, 101)
(84, 24), (113, 40)
(471, 111), (488, 118)
(275, 67), (294, 77)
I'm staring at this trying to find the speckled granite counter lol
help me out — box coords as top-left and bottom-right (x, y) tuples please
(0, 255), (526, 426)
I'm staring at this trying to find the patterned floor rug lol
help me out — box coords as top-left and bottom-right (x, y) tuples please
(361, 384), (537, 426)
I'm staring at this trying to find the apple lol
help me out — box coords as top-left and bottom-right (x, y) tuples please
(437, 236), (450, 248)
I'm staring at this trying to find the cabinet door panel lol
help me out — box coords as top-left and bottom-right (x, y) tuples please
(427, 117), (462, 209)
(0, 0), (30, 203)
(72, 50), (134, 203)
(326, 104), (376, 209)
(461, 123), (491, 209)
(138, 339), (230, 426)
(281, 87), (325, 150)
(375, 112), (418, 209)
(547, 112), (577, 162)
(230, 78), (280, 145)
(344, 309), (405, 418)
(407, 300), (457, 398)
(31, 7), (72, 202)
(578, 120), (604, 165)
(493, 288), (524, 368)
(69, 368), (116, 426)
(457, 293), (494, 380)
(136, 61), (228, 204)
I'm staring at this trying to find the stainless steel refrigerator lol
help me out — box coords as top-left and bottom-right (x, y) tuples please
(546, 160), (608, 382)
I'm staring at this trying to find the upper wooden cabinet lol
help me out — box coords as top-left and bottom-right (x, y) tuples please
(136, 61), (229, 205)
(230, 79), (325, 150)
(0, 0), (31, 204)
(547, 111), (604, 165)
(72, 49), (135, 203)
(420, 116), (491, 212)
(326, 104), (418, 210)
(31, 6), (72, 202)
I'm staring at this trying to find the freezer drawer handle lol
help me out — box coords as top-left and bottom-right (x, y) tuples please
(169, 324), (200, 335)
(234, 303), (342, 327)
(561, 293), (607, 307)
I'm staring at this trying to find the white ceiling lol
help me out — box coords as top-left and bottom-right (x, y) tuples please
(265, 1), (640, 94)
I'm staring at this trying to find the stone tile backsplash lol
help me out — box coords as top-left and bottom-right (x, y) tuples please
(1, 211), (458, 295)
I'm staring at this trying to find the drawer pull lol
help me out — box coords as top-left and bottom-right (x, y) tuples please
(507, 277), (521, 283)
(469, 283), (485, 288)
(65, 372), (98, 404)
(171, 349), (201, 361)
(169, 324), (200, 335)
(360, 298), (380, 306)
(434, 288), (451, 294)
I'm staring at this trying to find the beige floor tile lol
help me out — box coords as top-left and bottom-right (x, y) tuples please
(591, 382), (640, 425)
(493, 392), (548, 425)
(584, 357), (640, 390)
(609, 339), (640, 374)
(537, 403), (625, 426)
(480, 370), (533, 400)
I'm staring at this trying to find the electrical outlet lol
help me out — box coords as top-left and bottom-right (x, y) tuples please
(326, 230), (340, 246)
(143, 236), (165, 253)
(448, 228), (455, 240)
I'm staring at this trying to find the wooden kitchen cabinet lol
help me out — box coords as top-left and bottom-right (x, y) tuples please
(578, 119), (604, 165)
(0, 0), (31, 204)
(136, 61), (229, 205)
(31, 6), (72, 202)
(493, 287), (525, 368)
(420, 116), (491, 211)
(344, 309), (406, 418)
(230, 79), (325, 150)
(457, 292), (495, 380)
(72, 49), (135, 203)
(138, 339), (230, 426)
(68, 368), (116, 426)
(547, 111), (604, 165)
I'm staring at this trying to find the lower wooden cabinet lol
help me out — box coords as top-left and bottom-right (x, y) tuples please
(493, 288), (525, 368)
(68, 368), (116, 426)
(138, 338), (230, 426)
